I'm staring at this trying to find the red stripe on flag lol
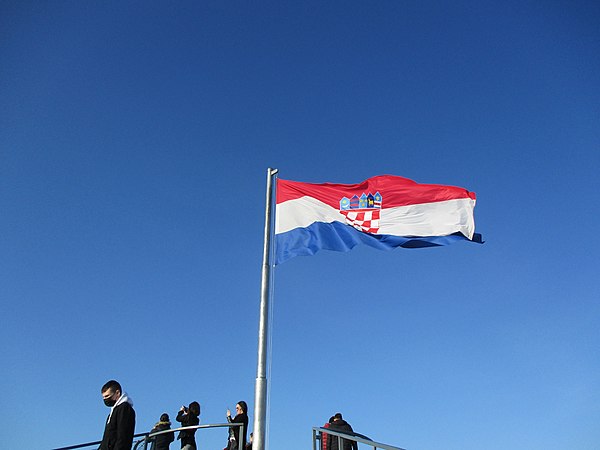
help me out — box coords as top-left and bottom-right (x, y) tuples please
(276, 175), (476, 209)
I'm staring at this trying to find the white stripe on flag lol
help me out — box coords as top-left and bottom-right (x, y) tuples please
(276, 196), (476, 239)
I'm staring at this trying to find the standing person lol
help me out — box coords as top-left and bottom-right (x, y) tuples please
(326, 413), (358, 450)
(321, 416), (334, 450)
(225, 401), (248, 450)
(176, 401), (200, 450)
(245, 432), (253, 450)
(99, 380), (136, 450)
(150, 413), (175, 450)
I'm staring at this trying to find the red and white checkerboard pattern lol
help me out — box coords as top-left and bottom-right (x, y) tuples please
(339, 209), (381, 233)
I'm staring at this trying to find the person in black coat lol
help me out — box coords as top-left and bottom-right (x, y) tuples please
(150, 413), (175, 450)
(326, 413), (358, 450)
(99, 380), (136, 450)
(225, 401), (249, 450)
(176, 401), (200, 450)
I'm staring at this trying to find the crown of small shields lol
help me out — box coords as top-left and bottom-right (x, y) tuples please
(339, 192), (382, 211)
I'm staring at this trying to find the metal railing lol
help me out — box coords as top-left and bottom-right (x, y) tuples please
(54, 423), (397, 450)
(52, 432), (148, 450)
(52, 422), (244, 450)
(312, 427), (406, 450)
(133, 422), (244, 450)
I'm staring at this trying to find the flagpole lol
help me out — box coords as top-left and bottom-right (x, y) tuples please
(253, 167), (278, 450)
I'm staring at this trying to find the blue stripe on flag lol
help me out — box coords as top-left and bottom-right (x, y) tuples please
(274, 221), (481, 265)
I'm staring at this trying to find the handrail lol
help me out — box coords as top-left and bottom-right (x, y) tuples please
(312, 426), (406, 450)
(53, 422), (244, 450)
(133, 422), (244, 450)
(52, 432), (148, 450)
(55, 423), (397, 450)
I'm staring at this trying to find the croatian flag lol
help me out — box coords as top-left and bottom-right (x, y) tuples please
(275, 175), (481, 264)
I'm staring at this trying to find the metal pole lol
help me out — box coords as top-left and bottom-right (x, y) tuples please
(253, 167), (278, 450)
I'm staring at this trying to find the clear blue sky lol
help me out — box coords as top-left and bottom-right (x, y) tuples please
(1, 2), (599, 449)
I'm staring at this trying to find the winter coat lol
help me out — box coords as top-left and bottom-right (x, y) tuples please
(150, 421), (175, 450)
(176, 410), (199, 449)
(227, 412), (248, 450)
(99, 395), (136, 450)
(326, 419), (358, 450)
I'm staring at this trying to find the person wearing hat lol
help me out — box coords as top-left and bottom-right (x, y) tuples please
(150, 413), (175, 450)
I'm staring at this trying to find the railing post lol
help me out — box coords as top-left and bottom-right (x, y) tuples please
(239, 422), (245, 450)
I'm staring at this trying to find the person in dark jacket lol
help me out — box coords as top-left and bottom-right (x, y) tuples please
(99, 380), (136, 450)
(225, 401), (249, 450)
(326, 413), (358, 450)
(150, 413), (175, 450)
(176, 401), (200, 450)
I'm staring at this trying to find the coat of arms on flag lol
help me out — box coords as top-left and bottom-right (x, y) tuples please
(339, 192), (382, 233)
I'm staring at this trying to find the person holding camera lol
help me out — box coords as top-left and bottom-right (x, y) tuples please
(176, 401), (200, 450)
(225, 401), (248, 450)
